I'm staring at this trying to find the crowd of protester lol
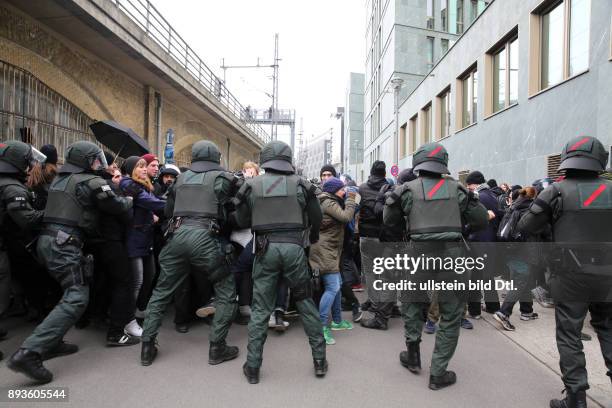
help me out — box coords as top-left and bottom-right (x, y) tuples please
(0, 142), (599, 358)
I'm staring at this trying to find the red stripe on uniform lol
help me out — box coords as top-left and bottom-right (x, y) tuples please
(568, 137), (590, 151)
(265, 177), (283, 195)
(583, 184), (607, 207)
(428, 146), (442, 157)
(427, 179), (446, 199)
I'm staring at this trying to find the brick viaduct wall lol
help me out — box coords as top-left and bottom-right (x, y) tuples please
(0, 2), (258, 170)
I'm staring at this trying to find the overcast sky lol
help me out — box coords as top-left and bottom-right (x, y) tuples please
(151, 0), (365, 153)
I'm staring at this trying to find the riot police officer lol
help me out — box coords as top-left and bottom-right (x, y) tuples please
(0, 141), (46, 361)
(518, 136), (612, 408)
(234, 140), (326, 384)
(8, 141), (132, 383)
(140, 141), (239, 367)
(383, 142), (488, 390)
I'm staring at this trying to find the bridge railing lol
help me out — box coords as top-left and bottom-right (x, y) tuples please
(107, 0), (270, 144)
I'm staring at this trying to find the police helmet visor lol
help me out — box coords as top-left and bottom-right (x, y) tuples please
(29, 146), (47, 170)
(91, 149), (109, 171)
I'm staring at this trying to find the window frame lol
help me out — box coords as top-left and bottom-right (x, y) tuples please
(485, 28), (519, 117)
(528, 0), (592, 96)
(436, 86), (452, 140)
(408, 115), (418, 154)
(420, 103), (433, 145)
(456, 64), (478, 131)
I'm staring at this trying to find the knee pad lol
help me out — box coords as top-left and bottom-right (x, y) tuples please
(292, 281), (313, 302)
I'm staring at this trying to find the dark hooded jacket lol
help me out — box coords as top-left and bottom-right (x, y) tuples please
(358, 175), (388, 238)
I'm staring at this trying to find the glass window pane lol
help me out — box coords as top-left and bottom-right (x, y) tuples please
(441, 39), (449, 54)
(427, 0), (434, 29)
(493, 48), (506, 112)
(441, 0), (448, 31)
(457, 0), (464, 34)
(569, 0), (590, 76)
(472, 70), (478, 123)
(541, 2), (565, 89)
(462, 76), (470, 127)
(509, 38), (519, 105)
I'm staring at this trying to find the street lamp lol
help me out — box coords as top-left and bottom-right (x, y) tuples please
(390, 77), (405, 166)
(334, 107), (345, 174)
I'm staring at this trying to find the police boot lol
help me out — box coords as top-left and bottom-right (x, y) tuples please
(429, 370), (457, 391)
(243, 363), (260, 384)
(550, 390), (587, 408)
(399, 341), (421, 374)
(7, 349), (53, 383)
(360, 316), (388, 330)
(42, 341), (79, 361)
(140, 338), (158, 366)
(208, 341), (239, 365)
(313, 358), (328, 377)
(0, 327), (7, 339)
(0, 350), (3, 361)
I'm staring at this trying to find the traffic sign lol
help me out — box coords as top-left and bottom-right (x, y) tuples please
(390, 164), (399, 177)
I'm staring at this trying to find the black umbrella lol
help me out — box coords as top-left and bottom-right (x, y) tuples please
(89, 120), (150, 158)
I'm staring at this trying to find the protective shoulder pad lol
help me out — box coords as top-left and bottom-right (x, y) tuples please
(298, 177), (317, 198)
(232, 181), (252, 206)
(386, 183), (409, 206)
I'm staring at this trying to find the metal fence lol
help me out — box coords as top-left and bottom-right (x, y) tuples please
(0, 61), (104, 162)
(108, 0), (270, 144)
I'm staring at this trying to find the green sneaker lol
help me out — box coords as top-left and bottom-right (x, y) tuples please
(331, 320), (353, 331)
(322, 327), (336, 345)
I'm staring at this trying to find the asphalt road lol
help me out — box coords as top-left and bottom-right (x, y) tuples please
(1, 305), (609, 408)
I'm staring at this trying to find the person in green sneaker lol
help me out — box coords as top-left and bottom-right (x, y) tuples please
(309, 175), (360, 346)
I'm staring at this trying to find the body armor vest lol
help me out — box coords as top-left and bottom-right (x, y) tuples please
(172, 170), (224, 219)
(43, 173), (98, 231)
(250, 173), (306, 232)
(405, 177), (462, 235)
(552, 178), (612, 242)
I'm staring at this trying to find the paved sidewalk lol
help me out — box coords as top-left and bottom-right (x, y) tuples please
(481, 302), (611, 407)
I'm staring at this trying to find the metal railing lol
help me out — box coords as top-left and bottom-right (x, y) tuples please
(107, 0), (270, 144)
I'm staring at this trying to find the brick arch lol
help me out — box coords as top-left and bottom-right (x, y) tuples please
(0, 38), (114, 121)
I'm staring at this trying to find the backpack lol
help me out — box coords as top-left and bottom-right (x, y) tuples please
(497, 206), (529, 242)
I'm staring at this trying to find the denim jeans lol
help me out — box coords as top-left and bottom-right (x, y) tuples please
(500, 259), (534, 317)
(319, 272), (342, 326)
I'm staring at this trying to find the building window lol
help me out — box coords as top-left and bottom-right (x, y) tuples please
(457, 0), (464, 34)
(409, 115), (418, 153)
(441, 39), (450, 54)
(487, 32), (519, 115)
(458, 65), (478, 129)
(427, 37), (435, 70)
(420, 104), (433, 144)
(0, 60), (98, 158)
(437, 88), (452, 139)
(470, 0), (479, 22)
(532, 0), (591, 94)
(400, 123), (408, 158)
(427, 0), (435, 29)
(441, 0), (448, 31)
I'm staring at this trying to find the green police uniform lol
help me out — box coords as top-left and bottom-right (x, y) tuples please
(518, 136), (612, 408)
(140, 141), (239, 367)
(234, 141), (326, 384)
(383, 142), (488, 390)
(7, 141), (131, 384)
(0, 141), (45, 362)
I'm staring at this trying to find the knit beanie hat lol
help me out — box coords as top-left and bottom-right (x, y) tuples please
(122, 156), (142, 176)
(370, 160), (386, 177)
(40, 144), (58, 165)
(320, 164), (337, 178)
(398, 168), (417, 184)
(466, 170), (486, 185)
(322, 177), (345, 194)
(141, 153), (158, 165)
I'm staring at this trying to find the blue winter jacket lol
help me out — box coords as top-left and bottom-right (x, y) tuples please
(119, 176), (166, 258)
